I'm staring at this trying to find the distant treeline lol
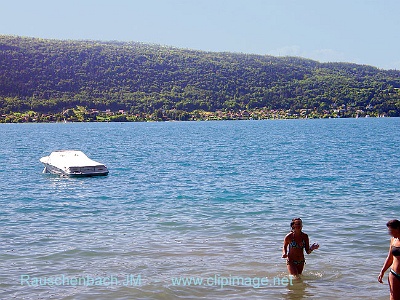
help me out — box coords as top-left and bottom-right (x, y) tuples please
(0, 35), (400, 118)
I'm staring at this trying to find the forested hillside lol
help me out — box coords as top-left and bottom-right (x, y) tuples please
(1, 35), (399, 121)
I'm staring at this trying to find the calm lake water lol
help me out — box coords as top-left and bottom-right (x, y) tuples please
(0, 118), (399, 299)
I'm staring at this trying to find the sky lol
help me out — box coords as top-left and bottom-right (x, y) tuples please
(1, 0), (399, 69)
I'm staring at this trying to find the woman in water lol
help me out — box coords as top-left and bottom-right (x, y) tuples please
(378, 219), (400, 300)
(282, 218), (319, 277)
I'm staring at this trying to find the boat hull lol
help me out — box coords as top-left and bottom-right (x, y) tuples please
(40, 150), (109, 177)
(42, 163), (109, 177)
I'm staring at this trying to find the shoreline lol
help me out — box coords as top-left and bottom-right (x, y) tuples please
(0, 108), (391, 124)
(0, 115), (388, 124)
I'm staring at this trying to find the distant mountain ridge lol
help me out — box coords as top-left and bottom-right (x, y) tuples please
(0, 35), (399, 119)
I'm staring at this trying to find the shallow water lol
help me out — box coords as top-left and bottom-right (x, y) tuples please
(0, 118), (399, 299)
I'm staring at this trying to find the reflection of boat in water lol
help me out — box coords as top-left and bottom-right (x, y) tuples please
(40, 150), (109, 177)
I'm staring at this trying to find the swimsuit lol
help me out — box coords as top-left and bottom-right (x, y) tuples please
(390, 269), (400, 280)
(392, 245), (400, 257)
(286, 259), (305, 265)
(289, 236), (306, 249)
(287, 233), (306, 265)
(390, 245), (400, 280)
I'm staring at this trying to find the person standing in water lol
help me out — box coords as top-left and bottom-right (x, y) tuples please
(378, 219), (400, 300)
(282, 218), (319, 277)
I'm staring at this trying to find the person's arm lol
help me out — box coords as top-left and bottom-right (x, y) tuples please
(282, 235), (289, 258)
(305, 234), (319, 254)
(378, 239), (394, 283)
(305, 234), (311, 254)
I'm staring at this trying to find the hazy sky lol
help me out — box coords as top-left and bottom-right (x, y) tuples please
(1, 0), (399, 69)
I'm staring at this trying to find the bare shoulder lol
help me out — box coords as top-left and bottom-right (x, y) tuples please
(302, 232), (309, 239)
(284, 232), (293, 240)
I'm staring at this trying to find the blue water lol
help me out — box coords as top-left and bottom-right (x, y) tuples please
(0, 118), (399, 299)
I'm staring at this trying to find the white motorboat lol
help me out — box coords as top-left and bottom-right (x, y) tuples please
(40, 150), (109, 177)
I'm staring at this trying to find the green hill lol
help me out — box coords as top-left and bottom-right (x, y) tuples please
(1, 35), (400, 121)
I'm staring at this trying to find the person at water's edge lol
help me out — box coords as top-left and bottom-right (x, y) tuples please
(378, 219), (400, 300)
(282, 218), (319, 277)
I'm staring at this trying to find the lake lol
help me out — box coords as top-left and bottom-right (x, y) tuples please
(0, 118), (399, 299)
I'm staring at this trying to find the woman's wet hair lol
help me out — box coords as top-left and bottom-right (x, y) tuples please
(290, 218), (302, 230)
(387, 219), (400, 230)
